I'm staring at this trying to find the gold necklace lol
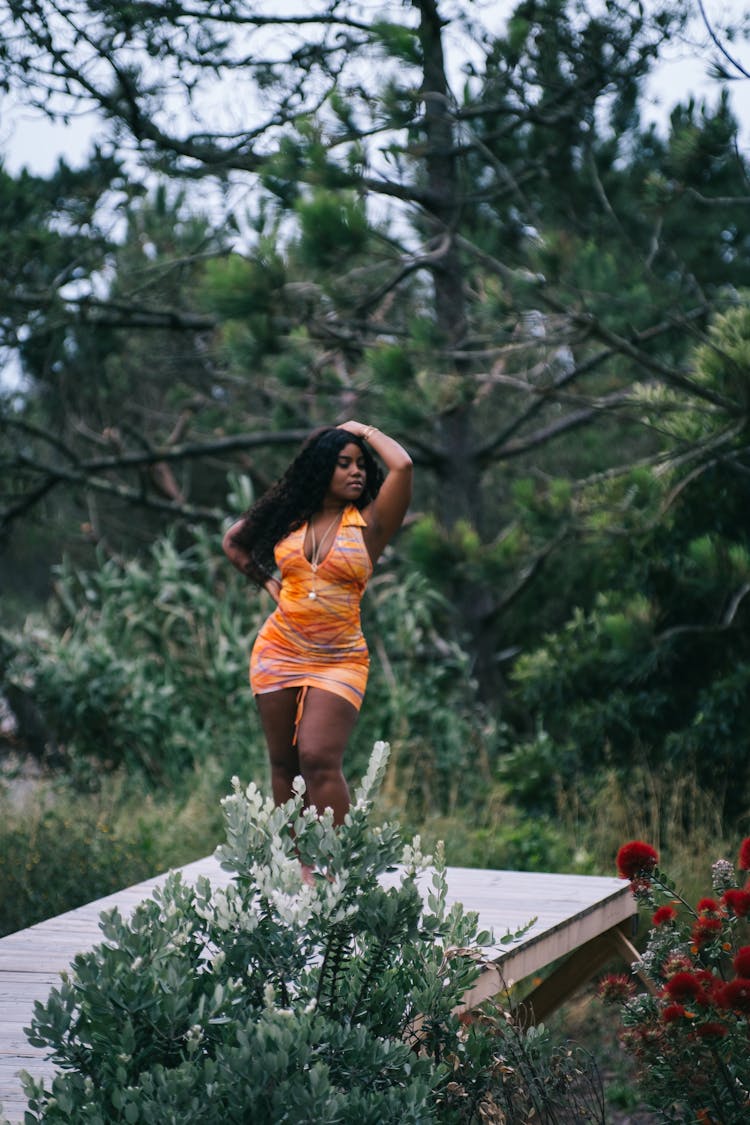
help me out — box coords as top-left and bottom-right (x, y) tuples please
(307, 512), (341, 599)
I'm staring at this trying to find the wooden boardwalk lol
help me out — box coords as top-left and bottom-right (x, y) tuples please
(0, 857), (638, 1123)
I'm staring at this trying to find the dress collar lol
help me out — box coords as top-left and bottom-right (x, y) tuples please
(341, 504), (367, 528)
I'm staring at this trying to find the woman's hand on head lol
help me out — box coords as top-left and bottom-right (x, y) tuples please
(336, 420), (367, 438)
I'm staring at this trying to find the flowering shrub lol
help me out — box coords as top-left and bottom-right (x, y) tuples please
(16, 743), (602, 1123)
(599, 837), (750, 1122)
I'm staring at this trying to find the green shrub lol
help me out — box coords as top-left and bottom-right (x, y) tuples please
(401, 801), (586, 876)
(17, 744), (603, 1123)
(361, 571), (501, 815)
(3, 529), (267, 786)
(0, 792), (153, 937)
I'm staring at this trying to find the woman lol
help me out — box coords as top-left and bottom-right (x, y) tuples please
(223, 421), (412, 828)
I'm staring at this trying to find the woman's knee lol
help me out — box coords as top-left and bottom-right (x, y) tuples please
(298, 741), (344, 781)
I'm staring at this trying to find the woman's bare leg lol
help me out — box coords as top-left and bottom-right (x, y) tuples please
(255, 688), (301, 807)
(255, 686), (358, 825)
(296, 688), (358, 826)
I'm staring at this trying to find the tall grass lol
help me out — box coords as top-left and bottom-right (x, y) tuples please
(381, 759), (748, 897)
(0, 765), (225, 937)
(558, 761), (746, 897)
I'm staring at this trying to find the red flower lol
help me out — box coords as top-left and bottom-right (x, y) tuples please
(616, 841), (658, 880)
(733, 946), (750, 977)
(721, 889), (750, 918)
(696, 897), (719, 914)
(665, 972), (702, 1002)
(662, 952), (693, 978)
(693, 1021), (729, 1040)
(691, 969), (720, 1007)
(597, 973), (636, 1004)
(662, 1002), (688, 1023)
(652, 905), (678, 926)
(718, 978), (750, 1013)
(738, 838), (750, 871)
(691, 917), (723, 947)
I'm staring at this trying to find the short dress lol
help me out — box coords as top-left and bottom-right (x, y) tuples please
(250, 506), (372, 721)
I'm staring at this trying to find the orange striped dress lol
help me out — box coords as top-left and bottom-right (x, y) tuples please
(250, 505), (372, 711)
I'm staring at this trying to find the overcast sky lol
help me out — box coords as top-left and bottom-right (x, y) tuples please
(2, 1), (749, 177)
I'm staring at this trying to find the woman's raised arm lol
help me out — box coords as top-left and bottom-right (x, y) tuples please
(337, 421), (413, 561)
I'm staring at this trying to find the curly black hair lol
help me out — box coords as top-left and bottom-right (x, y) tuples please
(231, 427), (384, 586)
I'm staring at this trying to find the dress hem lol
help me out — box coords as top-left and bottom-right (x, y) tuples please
(251, 678), (364, 713)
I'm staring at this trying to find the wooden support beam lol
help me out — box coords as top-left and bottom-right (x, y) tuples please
(511, 922), (655, 1025)
(514, 925), (629, 1023)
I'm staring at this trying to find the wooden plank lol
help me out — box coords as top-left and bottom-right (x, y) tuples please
(0, 858), (636, 1122)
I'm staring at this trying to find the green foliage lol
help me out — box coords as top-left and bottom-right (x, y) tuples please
(361, 571), (501, 815)
(371, 21), (422, 66)
(0, 790), (152, 938)
(499, 299), (750, 817)
(17, 744), (602, 1123)
(201, 252), (285, 319)
(0, 772), (225, 937)
(405, 515), (465, 581)
(3, 528), (267, 786)
(406, 514), (531, 597)
(294, 190), (370, 271)
(413, 801), (586, 877)
(0, 153), (122, 312)
(368, 343), (415, 389)
(692, 300), (750, 408)
(199, 248), (288, 363)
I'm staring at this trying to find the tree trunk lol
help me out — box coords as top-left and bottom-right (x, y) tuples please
(415, 1), (504, 692)
(416, 0), (482, 531)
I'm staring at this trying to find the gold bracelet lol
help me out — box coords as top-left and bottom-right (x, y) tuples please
(362, 426), (377, 442)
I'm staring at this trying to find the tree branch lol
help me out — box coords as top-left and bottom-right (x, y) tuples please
(4, 454), (223, 531)
(0, 420), (443, 529)
(696, 0), (750, 79)
(656, 582), (750, 644)
(457, 234), (731, 412)
(482, 390), (634, 464)
(477, 529), (570, 628)
(4, 288), (217, 331)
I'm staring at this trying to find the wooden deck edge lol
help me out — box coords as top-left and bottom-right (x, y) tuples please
(457, 884), (638, 1015)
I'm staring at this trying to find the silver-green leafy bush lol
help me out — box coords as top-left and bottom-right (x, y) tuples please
(18, 744), (481, 1122)
(3, 529), (264, 784)
(16, 744), (603, 1124)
